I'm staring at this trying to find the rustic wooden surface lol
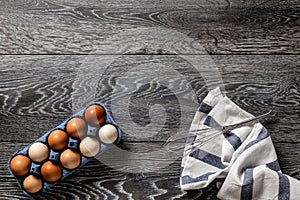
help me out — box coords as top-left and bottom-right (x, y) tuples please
(0, 0), (299, 54)
(0, 0), (299, 199)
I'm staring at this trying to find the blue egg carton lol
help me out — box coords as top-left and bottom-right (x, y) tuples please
(7, 102), (122, 197)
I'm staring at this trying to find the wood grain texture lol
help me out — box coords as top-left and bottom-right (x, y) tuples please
(1, 142), (299, 199)
(1, 0), (299, 10)
(0, 0), (299, 54)
(0, 55), (299, 199)
(1, 55), (299, 142)
(0, 0), (299, 198)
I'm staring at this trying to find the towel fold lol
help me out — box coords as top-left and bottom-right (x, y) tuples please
(180, 87), (300, 200)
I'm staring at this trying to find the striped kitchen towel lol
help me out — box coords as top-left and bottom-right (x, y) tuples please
(180, 87), (300, 200)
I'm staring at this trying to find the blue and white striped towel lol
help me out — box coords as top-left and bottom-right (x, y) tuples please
(180, 87), (300, 200)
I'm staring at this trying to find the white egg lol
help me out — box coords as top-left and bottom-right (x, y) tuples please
(79, 137), (100, 157)
(98, 124), (118, 144)
(28, 142), (49, 162)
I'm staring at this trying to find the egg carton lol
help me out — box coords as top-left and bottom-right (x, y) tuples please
(7, 102), (122, 197)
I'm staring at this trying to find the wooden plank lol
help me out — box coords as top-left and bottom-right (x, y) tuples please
(1, 0), (299, 10)
(1, 142), (299, 199)
(0, 1), (298, 54)
(0, 55), (299, 142)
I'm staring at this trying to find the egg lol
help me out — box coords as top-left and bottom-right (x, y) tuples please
(66, 117), (87, 138)
(28, 142), (49, 162)
(41, 161), (62, 182)
(48, 129), (68, 151)
(10, 155), (31, 176)
(98, 124), (118, 144)
(79, 137), (100, 157)
(84, 105), (106, 126)
(23, 174), (43, 194)
(60, 149), (81, 170)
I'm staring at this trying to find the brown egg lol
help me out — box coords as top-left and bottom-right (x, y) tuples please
(10, 155), (31, 176)
(41, 161), (62, 182)
(23, 174), (43, 194)
(98, 124), (118, 144)
(84, 105), (106, 126)
(66, 117), (87, 138)
(48, 130), (68, 151)
(28, 142), (49, 162)
(60, 149), (81, 170)
(79, 137), (100, 157)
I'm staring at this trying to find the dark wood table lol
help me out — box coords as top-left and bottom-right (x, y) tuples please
(0, 1), (299, 199)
